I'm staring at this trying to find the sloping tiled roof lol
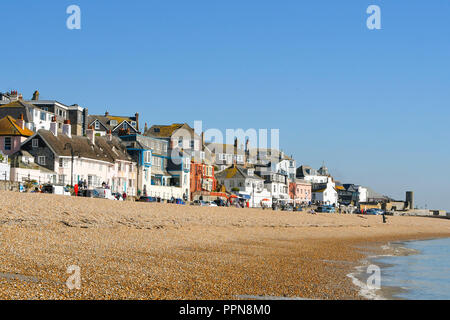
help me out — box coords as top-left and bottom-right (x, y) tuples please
(215, 165), (263, 180)
(0, 116), (34, 137)
(0, 100), (34, 123)
(145, 123), (191, 138)
(88, 114), (137, 132)
(36, 130), (132, 163)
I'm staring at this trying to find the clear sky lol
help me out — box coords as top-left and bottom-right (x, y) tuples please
(1, 0), (449, 210)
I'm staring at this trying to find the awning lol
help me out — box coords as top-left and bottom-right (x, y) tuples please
(239, 193), (251, 200)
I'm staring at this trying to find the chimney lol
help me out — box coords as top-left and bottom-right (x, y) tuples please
(83, 108), (89, 136)
(135, 113), (139, 131)
(245, 138), (249, 152)
(107, 130), (112, 141)
(144, 122), (148, 133)
(201, 132), (205, 151)
(32, 90), (40, 101)
(50, 116), (58, 136)
(17, 114), (25, 130)
(62, 120), (72, 138)
(234, 138), (238, 148)
(86, 126), (95, 144)
(105, 111), (109, 117)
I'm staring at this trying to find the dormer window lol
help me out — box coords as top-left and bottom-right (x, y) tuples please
(94, 121), (100, 130)
(110, 120), (118, 127)
(131, 121), (136, 128)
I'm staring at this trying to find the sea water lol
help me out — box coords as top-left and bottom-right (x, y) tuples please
(373, 238), (450, 300)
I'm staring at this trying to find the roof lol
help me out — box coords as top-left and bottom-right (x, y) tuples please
(88, 114), (138, 132)
(0, 116), (34, 137)
(207, 143), (245, 155)
(215, 165), (263, 180)
(248, 148), (292, 160)
(30, 130), (132, 163)
(145, 123), (195, 138)
(0, 100), (34, 123)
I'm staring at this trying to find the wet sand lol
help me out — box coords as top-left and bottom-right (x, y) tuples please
(0, 191), (449, 300)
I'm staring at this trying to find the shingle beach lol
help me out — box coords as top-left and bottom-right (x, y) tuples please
(1, 191), (449, 300)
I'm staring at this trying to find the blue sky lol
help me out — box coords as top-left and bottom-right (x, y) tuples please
(2, 0), (449, 210)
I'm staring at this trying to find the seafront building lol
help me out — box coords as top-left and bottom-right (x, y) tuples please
(15, 119), (137, 195)
(0, 89), (393, 207)
(120, 132), (191, 200)
(289, 179), (312, 205)
(215, 165), (271, 207)
(311, 178), (338, 206)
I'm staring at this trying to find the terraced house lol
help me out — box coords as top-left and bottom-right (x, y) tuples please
(17, 119), (137, 195)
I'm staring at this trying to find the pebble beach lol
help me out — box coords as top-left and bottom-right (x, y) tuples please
(1, 191), (449, 300)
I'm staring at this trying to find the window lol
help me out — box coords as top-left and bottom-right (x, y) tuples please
(190, 140), (195, 149)
(178, 138), (183, 148)
(94, 121), (100, 130)
(144, 151), (151, 164)
(4, 137), (11, 151)
(38, 156), (46, 165)
(131, 121), (136, 128)
(40, 112), (46, 121)
(123, 122), (128, 130)
(32, 139), (39, 148)
(110, 120), (118, 127)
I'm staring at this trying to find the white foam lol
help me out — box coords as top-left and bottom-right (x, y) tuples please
(347, 267), (386, 300)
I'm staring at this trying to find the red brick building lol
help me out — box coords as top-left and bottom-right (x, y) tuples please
(190, 162), (216, 201)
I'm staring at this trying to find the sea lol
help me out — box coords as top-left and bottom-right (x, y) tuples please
(349, 238), (450, 300)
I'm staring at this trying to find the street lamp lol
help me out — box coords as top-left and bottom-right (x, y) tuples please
(64, 143), (76, 187)
(252, 182), (256, 208)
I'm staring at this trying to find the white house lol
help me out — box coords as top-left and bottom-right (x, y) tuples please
(215, 165), (272, 207)
(17, 120), (137, 195)
(311, 178), (338, 206)
(297, 164), (331, 184)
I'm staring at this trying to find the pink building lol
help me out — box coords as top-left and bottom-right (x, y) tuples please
(289, 179), (312, 205)
(0, 115), (34, 156)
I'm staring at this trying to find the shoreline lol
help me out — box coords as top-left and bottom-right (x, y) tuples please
(1, 191), (450, 300)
